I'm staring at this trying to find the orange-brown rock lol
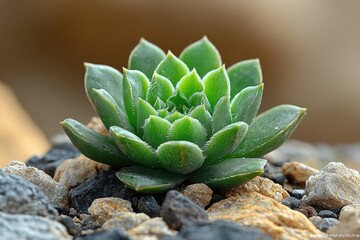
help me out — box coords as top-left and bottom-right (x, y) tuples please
(182, 183), (213, 208)
(87, 117), (108, 135)
(282, 161), (319, 186)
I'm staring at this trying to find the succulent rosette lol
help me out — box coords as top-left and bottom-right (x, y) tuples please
(61, 37), (306, 193)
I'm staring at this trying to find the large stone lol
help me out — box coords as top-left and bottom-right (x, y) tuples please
(223, 176), (289, 202)
(305, 162), (360, 210)
(207, 192), (326, 240)
(127, 217), (176, 239)
(282, 161), (319, 186)
(102, 212), (150, 230)
(0, 211), (71, 240)
(182, 183), (213, 208)
(339, 204), (360, 222)
(4, 160), (69, 208)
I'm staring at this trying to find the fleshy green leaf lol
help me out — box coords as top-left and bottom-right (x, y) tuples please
(116, 165), (186, 194)
(204, 122), (248, 164)
(203, 66), (230, 112)
(212, 96), (232, 134)
(168, 116), (207, 147)
(165, 111), (184, 123)
(128, 38), (166, 79)
(188, 92), (211, 112)
(230, 84), (263, 125)
(154, 97), (166, 110)
(179, 36), (222, 78)
(157, 141), (204, 175)
(136, 98), (158, 136)
(61, 118), (133, 167)
(92, 89), (134, 132)
(176, 69), (203, 98)
(155, 51), (190, 86)
(85, 63), (125, 111)
(123, 69), (150, 128)
(229, 105), (307, 158)
(227, 59), (263, 99)
(189, 105), (212, 138)
(158, 109), (170, 118)
(110, 126), (161, 168)
(189, 158), (266, 188)
(143, 116), (172, 148)
(147, 73), (174, 106)
(167, 89), (190, 113)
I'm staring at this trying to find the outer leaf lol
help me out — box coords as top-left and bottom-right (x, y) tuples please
(136, 98), (158, 136)
(128, 38), (166, 79)
(61, 119), (133, 167)
(189, 105), (212, 138)
(165, 111), (184, 123)
(143, 116), (172, 148)
(85, 63), (125, 111)
(229, 105), (307, 158)
(155, 51), (190, 86)
(188, 92), (211, 112)
(110, 126), (161, 168)
(147, 73), (174, 106)
(227, 59), (262, 99)
(189, 158), (266, 188)
(123, 69), (150, 128)
(179, 36), (222, 78)
(212, 96), (232, 134)
(203, 66), (230, 112)
(168, 116), (207, 147)
(92, 89), (134, 132)
(230, 84), (263, 125)
(204, 122), (248, 164)
(116, 166), (186, 194)
(176, 69), (203, 98)
(157, 141), (205, 175)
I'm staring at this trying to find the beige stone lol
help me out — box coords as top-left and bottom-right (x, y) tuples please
(102, 212), (150, 231)
(328, 206), (360, 239)
(127, 217), (176, 239)
(282, 161), (319, 186)
(223, 176), (289, 202)
(339, 204), (360, 222)
(207, 192), (327, 240)
(182, 183), (213, 208)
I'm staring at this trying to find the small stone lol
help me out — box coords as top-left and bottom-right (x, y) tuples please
(79, 214), (99, 229)
(328, 205), (360, 239)
(292, 189), (306, 199)
(78, 228), (130, 240)
(4, 161), (69, 208)
(88, 197), (133, 225)
(223, 176), (289, 202)
(262, 162), (286, 185)
(86, 116), (108, 135)
(69, 208), (78, 217)
(282, 161), (319, 186)
(102, 212), (150, 230)
(128, 217), (177, 239)
(339, 204), (360, 222)
(0, 211), (71, 240)
(182, 183), (213, 208)
(138, 196), (161, 218)
(296, 206), (318, 218)
(318, 210), (337, 219)
(161, 190), (209, 230)
(305, 162), (360, 210)
(60, 216), (79, 236)
(282, 197), (301, 209)
(0, 169), (51, 216)
(309, 216), (339, 232)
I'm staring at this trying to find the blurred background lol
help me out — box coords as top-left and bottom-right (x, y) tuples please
(1, 0), (360, 164)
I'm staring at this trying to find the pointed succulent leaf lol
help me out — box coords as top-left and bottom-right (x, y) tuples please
(154, 97), (166, 110)
(110, 126), (161, 168)
(143, 116), (172, 148)
(212, 96), (232, 134)
(61, 119), (133, 167)
(92, 89), (134, 132)
(180, 36), (222, 78)
(167, 89), (190, 113)
(147, 73), (174, 106)
(189, 158), (266, 188)
(227, 59), (262, 99)
(116, 165), (186, 194)
(189, 105), (212, 138)
(229, 105), (307, 158)
(157, 141), (204, 175)
(155, 51), (190, 86)
(188, 92), (211, 112)
(158, 109), (170, 118)
(231, 84), (264, 125)
(168, 116), (207, 147)
(165, 111), (184, 123)
(176, 69), (203, 98)
(85, 63), (125, 111)
(128, 38), (166, 79)
(136, 98), (158, 136)
(204, 122), (248, 164)
(203, 66), (230, 112)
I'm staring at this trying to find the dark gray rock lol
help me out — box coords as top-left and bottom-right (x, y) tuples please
(161, 220), (271, 240)
(309, 216), (339, 232)
(0, 169), (51, 216)
(318, 210), (338, 219)
(160, 190), (209, 230)
(138, 195), (161, 218)
(60, 216), (80, 236)
(262, 163), (286, 185)
(292, 189), (306, 199)
(282, 197), (301, 209)
(78, 229), (130, 240)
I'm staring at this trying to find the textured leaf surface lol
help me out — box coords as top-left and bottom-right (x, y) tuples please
(61, 119), (133, 167)
(180, 36), (222, 78)
(229, 105), (307, 158)
(155, 52), (189, 86)
(165, 111), (184, 123)
(167, 89), (190, 112)
(230, 84), (263, 125)
(176, 69), (203, 98)
(189, 158), (266, 188)
(142, 116), (171, 148)
(212, 96), (232, 134)
(188, 92), (211, 112)
(147, 73), (174, 106)
(128, 38), (166, 79)
(157, 141), (204, 175)
(116, 166), (186, 194)
(136, 98), (158, 136)
(228, 59), (262, 99)
(189, 105), (212, 138)
(110, 126), (161, 168)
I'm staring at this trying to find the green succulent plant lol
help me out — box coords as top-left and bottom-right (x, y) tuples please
(61, 37), (306, 194)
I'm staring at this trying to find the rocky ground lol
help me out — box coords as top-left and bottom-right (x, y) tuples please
(1, 120), (360, 240)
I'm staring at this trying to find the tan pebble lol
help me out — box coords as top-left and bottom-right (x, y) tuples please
(182, 183), (213, 208)
(88, 197), (132, 224)
(282, 161), (319, 186)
